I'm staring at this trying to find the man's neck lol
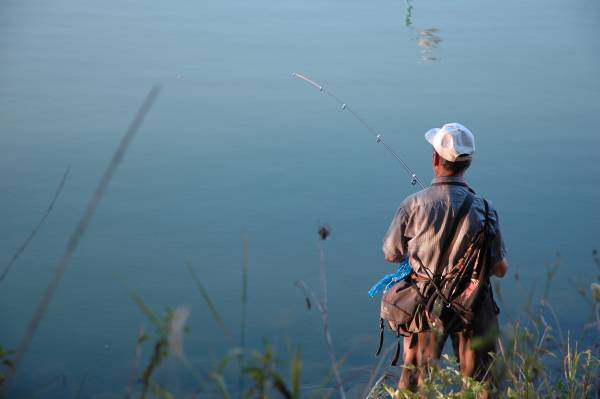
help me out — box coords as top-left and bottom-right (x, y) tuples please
(434, 170), (464, 178)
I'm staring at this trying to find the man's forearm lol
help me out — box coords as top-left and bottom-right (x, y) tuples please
(384, 252), (403, 263)
(492, 258), (508, 278)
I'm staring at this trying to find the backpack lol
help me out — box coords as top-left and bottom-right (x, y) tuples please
(376, 188), (496, 365)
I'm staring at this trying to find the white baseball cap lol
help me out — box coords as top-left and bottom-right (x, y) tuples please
(424, 123), (475, 162)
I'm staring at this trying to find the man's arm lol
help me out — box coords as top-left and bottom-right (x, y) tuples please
(487, 204), (508, 278)
(382, 205), (408, 263)
(492, 257), (508, 278)
(384, 252), (404, 263)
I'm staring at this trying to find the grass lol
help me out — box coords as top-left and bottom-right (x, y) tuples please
(0, 164), (71, 284)
(1, 229), (599, 398)
(0, 86), (161, 398)
(1, 233), (599, 398)
(109, 238), (598, 398)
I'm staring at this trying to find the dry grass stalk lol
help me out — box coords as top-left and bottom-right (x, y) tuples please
(0, 164), (71, 283)
(1, 86), (160, 395)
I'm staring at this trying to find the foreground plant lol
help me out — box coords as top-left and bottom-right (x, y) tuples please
(368, 336), (598, 399)
(0, 347), (14, 387)
(127, 290), (191, 399)
(295, 225), (347, 399)
(377, 356), (487, 399)
(201, 340), (301, 399)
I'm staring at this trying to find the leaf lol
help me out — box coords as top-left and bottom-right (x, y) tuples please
(290, 348), (301, 399)
(271, 371), (292, 399)
(305, 296), (311, 310)
(168, 305), (190, 360)
(591, 283), (600, 302)
(186, 262), (231, 337)
(243, 366), (266, 382)
(149, 381), (175, 399)
(128, 290), (161, 329)
(2, 359), (15, 372)
(213, 347), (245, 373)
(209, 372), (231, 399)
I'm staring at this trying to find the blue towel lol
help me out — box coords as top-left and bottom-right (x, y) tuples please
(368, 258), (412, 298)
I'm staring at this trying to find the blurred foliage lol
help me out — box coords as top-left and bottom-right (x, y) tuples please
(2, 249), (599, 398)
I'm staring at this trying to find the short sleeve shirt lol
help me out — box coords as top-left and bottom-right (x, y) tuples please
(382, 176), (507, 280)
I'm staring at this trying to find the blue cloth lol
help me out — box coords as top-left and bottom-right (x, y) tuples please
(368, 258), (412, 298)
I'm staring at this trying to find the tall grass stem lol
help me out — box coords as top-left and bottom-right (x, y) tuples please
(0, 164), (71, 284)
(2, 86), (160, 395)
(124, 324), (145, 399)
(186, 262), (231, 338)
(238, 234), (249, 398)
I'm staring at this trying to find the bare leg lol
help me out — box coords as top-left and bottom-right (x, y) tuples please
(398, 331), (444, 391)
(451, 306), (499, 399)
(398, 335), (418, 390)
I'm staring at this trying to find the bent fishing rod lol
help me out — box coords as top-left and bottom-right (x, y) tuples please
(291, 72), (426, 190)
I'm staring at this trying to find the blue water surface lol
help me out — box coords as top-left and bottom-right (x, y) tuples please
(1, 0), (599, 396)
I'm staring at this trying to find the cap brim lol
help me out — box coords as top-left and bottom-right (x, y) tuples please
(455, 154), (473, 161)
(424, 128), (439, 145)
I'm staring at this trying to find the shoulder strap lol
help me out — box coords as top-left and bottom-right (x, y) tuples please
(417, 191), (474, 311)
(433, 192), (474, 278)
(483, 199), (490, 231)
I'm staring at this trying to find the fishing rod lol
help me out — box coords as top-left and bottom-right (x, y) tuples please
(291, 72), (426, 190)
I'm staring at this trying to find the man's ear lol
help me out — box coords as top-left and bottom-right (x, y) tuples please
(432, 151), (440, 167)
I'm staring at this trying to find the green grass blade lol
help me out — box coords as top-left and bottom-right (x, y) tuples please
(210, 372), (231, 399)
(128, 290), (161, 329)
(186, 262), (231, 337)
(238, 234), (249, 398)
(290, 347), (302, 399)
(149, 382), (175, 399)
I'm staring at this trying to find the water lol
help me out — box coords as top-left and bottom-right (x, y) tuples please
(1, 0), (599, 396)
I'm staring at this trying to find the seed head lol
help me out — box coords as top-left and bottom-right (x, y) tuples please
(318, 225), (331, 241)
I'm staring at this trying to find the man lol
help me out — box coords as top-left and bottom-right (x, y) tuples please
(382, 123), (508, 392)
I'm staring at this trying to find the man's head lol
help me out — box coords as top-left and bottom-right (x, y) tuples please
(431, 150), (471, 176)
(425, 123), (475, 177)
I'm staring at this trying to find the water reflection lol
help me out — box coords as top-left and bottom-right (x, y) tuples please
(418, 28), (442, 61)
(405, 0), (414, 27)
(404, 0), (443, 62)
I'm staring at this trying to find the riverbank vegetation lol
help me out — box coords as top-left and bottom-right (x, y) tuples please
(124, 239), (600, 399)
(1, 231), (599, 398)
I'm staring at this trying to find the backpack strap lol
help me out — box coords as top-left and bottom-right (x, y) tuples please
(437, 192), (474, 278)
(483, 198), (490, 231)
(482, 199), (500, 314)
(375, 318), (384, 356)
(429, 181), (476, 277)
(419, 191), (474, 306)
(391, 326), (401, 366)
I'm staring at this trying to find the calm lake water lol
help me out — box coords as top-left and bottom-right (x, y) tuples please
(1, 0), (599, 396)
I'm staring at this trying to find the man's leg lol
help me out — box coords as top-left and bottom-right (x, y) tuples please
(452, 306), (499, 397)
(398, 331), (446, 390)
(398, 334), (418, 390)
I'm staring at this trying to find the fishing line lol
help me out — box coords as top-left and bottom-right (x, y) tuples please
(292, 72), (426, 189)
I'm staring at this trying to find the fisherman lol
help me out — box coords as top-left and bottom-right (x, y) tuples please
(382, 123), (508, 394)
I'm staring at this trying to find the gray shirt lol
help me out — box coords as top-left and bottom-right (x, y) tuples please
(382, 175), (507, 279)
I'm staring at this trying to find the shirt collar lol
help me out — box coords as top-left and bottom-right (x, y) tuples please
(431, 175), (467, 185)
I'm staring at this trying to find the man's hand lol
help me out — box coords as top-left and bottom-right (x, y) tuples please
(492, 258), (508, 278)
(384, 252), (403, 263)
